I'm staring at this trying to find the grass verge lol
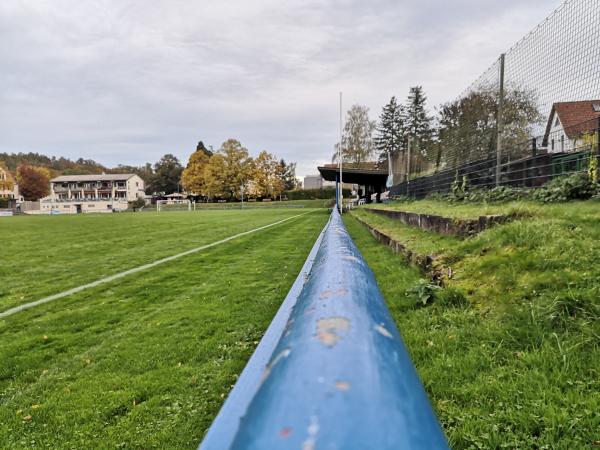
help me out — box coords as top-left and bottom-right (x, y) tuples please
(345, 202), (600, 450)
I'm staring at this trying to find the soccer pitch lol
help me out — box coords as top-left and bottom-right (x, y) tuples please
(0, 208), (328, 449)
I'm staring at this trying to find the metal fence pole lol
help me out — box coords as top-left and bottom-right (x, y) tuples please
(406, 136), (412, 196)
(496, 53), (505, 187)
(597, 117), (600, 156)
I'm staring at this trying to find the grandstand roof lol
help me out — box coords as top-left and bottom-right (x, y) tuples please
(318, 165), (387, 187)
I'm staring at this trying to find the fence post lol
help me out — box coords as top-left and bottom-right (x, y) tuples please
(406, 136), (412, 196)
(496, 53), (505, 187)
(596, 117), (600, 156)
(531, 137), (537, 157)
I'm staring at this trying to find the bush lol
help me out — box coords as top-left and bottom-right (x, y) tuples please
(128, 197), (146, 211)
(532, 173), (599, 203)
(0, 198), (8, 208)
(284, 187), (351, 200)
(464, 186), (530, 203)
(426, 186), (529, 203)
(406, 279), (442, 307)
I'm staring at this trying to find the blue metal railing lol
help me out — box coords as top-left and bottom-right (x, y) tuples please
(200, 209), (448, 450)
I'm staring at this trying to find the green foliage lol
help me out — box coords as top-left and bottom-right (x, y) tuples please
(426, 173), (598, 205)
(588, 152), (598, 183)
(406, 279), (442, 306)
(463, 186), (530, 203)
(450, 172), (466, 201)
(375, 96), (406, 162)
(0, 198), (8, 208)
(284, 187), (350, 200)
(148, 154), (183, 195)
(128, 197), (146, 211)
(532, 173), (599, 203)
(333, 104), (376, 164)
(405, 86), (434, 156)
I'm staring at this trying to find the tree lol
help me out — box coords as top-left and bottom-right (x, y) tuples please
(203, 153), (228, 199)
(375, 96), (406, 162)
(196, 141), (213, 157)
(181, 149), (210, 195)
(278, 159), (299, 191)
(251, 151), (284, 198)
(0, 162), (14, 193)
(149, 154), (183, 194)
(202, 139), (254, 200)
(16, 164), (50, 200)
(436, 87), (541, 167)
(333, 104), (376, 165)
(405, 86), (434, 156)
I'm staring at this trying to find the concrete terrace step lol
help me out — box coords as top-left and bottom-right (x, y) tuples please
(364, 207), (511, 238)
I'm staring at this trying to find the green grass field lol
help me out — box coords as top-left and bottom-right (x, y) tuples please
(0, 209), (328, 449)
(3, 200), (599, 449)
(349, 200), (600, 449)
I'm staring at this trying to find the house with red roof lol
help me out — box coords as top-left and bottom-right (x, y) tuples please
(542, 100), (600, 153)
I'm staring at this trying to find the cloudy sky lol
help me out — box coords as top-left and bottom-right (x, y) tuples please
(0, 0), (561, 177)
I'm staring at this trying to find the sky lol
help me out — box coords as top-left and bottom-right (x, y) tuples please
(0, 0), (562, 177)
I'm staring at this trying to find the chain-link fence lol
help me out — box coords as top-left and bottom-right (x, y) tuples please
(390, 0), (600, 198)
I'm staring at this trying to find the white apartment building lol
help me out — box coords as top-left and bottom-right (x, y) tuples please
(41, 173), (145, 214)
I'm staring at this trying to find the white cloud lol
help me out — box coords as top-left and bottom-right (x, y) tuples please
(0, 0), (562, 176)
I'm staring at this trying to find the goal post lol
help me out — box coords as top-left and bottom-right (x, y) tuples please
(156, 199), (193, 213)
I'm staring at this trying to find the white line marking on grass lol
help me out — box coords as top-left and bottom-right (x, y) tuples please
(0, 210), (316, 319)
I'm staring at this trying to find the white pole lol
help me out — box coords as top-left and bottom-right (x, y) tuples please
(339, 91), (343, 213)
(241, 183), (244, 209)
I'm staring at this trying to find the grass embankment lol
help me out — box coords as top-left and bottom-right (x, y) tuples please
(347, 200), (600, 449)
(0, 209), (320, 312)
(0, 210), (328, 449)
(364, 198), (531, 219)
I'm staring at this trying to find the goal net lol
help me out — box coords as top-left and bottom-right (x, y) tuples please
(156, 200), (193, 212)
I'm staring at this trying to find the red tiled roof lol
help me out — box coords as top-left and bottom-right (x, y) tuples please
(543, 100), (600, 145)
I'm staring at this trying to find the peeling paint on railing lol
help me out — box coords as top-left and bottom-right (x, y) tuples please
(200, 209), (448, 450)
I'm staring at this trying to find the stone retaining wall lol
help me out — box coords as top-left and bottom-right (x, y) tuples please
(353, 214), (449, 284)
(366, 208), (509, 238)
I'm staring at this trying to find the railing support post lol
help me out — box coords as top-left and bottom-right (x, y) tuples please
(496, 53), (505, 187)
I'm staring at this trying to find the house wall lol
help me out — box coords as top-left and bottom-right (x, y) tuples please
(37, 199), (129, 214)
(126, 175), (145, 200)
(547, 114), (578, 153)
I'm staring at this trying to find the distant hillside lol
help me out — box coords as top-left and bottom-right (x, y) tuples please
(0, 152), (152, 182)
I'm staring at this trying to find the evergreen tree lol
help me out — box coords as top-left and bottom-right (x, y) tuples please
(405, 86), (434, 156)
(196, 141), (213, 157)
(374, 96), (406, 161)
(279, 159), (298, 191)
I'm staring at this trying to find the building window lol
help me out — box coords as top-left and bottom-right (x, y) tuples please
(554, 116), (560, 126)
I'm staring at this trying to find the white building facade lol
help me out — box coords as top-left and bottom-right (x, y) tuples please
(41, 174), (145, 214)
